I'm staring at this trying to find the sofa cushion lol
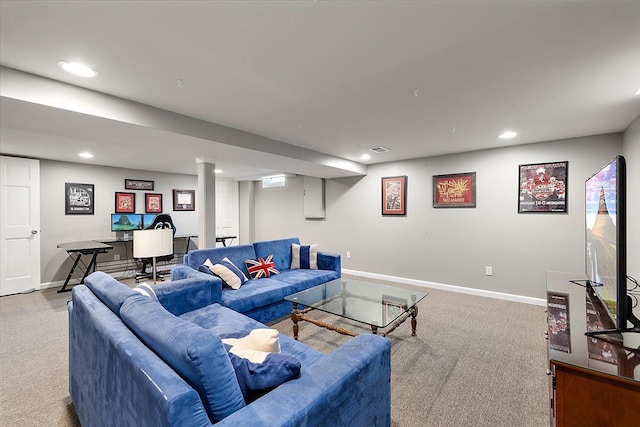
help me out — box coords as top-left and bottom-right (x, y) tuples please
(185, 244), (256, 277)
(84, 271), (137, 315)
(245, 255), (279, 279)
(290, 243), (318, 270)
(222, 328), (280, 353)
(224, 343), (301, 402)
(272, 269), (340, 292)
(203, 257), (248, 290)
(221, 278), (299, 314)
(120, 295), (246, 423)
(253, 237), (300, 272)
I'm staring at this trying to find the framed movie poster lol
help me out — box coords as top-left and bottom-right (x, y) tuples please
(433, 172), (476, 208)
(145, 193), (163, 213)
(381, 176), (407, 216)
(115, 192), (135, 213)
(173, 189), (195, 211)
(65, 183), (94, 215)
(518, 161), (568, 213)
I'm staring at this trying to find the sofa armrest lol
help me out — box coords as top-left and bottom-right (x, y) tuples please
(317, 251), (341, 274)
(157, 267), (223, 315)
(216, 334), (391, 427)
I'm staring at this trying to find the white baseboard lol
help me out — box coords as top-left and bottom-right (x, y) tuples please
(341, 269), (546, 307)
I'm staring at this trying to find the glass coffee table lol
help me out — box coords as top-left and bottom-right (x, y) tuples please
(284, 278), (428, 339)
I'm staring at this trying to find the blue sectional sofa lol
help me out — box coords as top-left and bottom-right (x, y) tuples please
(69, 271), (391, 427)
(171, 237), (341, 324)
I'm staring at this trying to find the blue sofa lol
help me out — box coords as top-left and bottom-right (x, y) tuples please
(171, 237), (341, 324)
(68, 271), (391, 427)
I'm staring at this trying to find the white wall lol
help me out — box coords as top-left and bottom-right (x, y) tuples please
(623, 114), (640, 280)
(255, 133), (624, 300)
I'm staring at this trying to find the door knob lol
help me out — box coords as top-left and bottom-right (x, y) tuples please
(31, 229), (38, 234)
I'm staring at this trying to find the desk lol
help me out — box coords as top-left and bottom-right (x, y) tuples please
(216, 235), (236, 247)
(57, 241), (113, 293)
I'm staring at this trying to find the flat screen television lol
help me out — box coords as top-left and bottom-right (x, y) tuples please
(111, 213), (143, 232)
(142, 214), (157, 229)
(585, 155), (639, 335)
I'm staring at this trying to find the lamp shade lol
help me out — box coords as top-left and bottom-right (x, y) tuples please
(133, 229), (173, 258)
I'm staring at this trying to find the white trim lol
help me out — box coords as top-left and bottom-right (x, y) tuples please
(342, 268), (546, 306)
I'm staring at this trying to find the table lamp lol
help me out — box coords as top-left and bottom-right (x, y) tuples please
(133, 228), (173, 284)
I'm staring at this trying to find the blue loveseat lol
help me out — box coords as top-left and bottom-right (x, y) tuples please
(69, 271), (391, 426)
(171, 237), (341, 324)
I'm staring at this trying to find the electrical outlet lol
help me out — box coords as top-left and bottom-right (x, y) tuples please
(114, 254), (120, 261)
(485, 266), (493, 276)
(347, 251), (351, 259)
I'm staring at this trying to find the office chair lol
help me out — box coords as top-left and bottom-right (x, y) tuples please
(135, 214), (176, 283)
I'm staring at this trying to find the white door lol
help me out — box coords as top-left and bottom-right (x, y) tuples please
(0, 156), (41, 296)
(215, 179), (239, 245)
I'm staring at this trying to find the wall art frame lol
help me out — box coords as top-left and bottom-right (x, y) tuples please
(115, 192), (136, 213)
(433, 172), (476, 208)
(381, 175), (407, 216)
(65, 182), (94, 215)
(145, 193), (163, 213)
(518, 161), (568, 213)
(173, 189), (195, 211)
(124, 178), (154, 191)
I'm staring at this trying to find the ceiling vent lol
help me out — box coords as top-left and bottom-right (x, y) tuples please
(368, 146), (390, 153)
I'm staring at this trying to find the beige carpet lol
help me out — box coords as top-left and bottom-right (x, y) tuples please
(0, 279), (549, 427)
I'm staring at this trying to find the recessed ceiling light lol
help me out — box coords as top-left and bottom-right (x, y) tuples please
(360, 154), (371, 160)
(214, 169), (222, 174)
(499, 131), (517, 139)
(58, 61), (99, 77)
(78, 152), (93, 159)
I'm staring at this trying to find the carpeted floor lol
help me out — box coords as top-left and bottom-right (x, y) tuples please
(0, 278), (549, 427)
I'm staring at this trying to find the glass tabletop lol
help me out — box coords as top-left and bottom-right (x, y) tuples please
(284, 278), (428, 328)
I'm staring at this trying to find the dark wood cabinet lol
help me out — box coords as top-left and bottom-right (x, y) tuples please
(546, 272), (640, 427)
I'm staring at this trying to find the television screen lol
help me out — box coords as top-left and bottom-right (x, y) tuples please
(585, 155), (626, 330)
(111, 213), (142, 232)
(142, 214), (157, 229)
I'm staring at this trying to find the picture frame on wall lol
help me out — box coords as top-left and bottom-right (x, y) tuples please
(381, 176), (407, 216)
(518, 161), (568, 213)
(145, 193), (163, 213)
(115, 192), (135, 213)
(124, 179), (154, 191)
(173, 189), (195, 211)
(65, 182), (94, 215)
(433, 172), (477, 208)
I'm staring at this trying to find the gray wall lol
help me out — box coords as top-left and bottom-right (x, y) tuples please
(623, 114), (639, 278)
(255, 133), (624, 301)
(40, 160), (198, 284)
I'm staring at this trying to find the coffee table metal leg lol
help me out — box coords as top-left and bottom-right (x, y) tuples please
(410, 306), (418, 336)
(291, 302), (300, 340)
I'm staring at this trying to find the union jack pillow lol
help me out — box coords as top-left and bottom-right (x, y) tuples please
(244, 255), (279, 280)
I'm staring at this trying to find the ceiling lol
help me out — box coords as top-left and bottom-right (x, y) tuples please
(1, 1), (639, 180)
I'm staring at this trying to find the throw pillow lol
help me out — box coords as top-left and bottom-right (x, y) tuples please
(224, 344), (301, 402)
(290, 243), (318, 270)
(132, 282), (158, 302)
(204, 257), (249, 290)
(244, 255), (279, 279)
(222, 329), (281, 353)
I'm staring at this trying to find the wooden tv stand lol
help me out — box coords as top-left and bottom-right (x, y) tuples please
(546, 272), (640, 427)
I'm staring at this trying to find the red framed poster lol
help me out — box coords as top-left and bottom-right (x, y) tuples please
(433, 172), (476, 208)
(381, 176), (407, 216)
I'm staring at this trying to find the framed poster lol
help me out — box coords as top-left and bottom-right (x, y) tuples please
(65, 183), (94, 215)
(518, 161), (568, 213)
(124, 179), (154, 191)
(115, 192), (135, 213)
(381, 176), (407, 216)
(145, 193), (163, 213)
(173, 189), (195, 211)
(382, 295), (408, 325)
(433, 172), (476, 208)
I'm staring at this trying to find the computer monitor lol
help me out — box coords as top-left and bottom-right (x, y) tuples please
(142, 214), (157, 229)
(111, 213), (142, 232)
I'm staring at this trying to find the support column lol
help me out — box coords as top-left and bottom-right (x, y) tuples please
(239, 181), (255, 244)
(197, 160), (216, 248)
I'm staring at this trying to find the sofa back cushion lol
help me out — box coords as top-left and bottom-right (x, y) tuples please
(84, 271), (137, 315)
(253, 237), (300, 272)
(120, 295), (246, 423)
(185, 244), (257, 277)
